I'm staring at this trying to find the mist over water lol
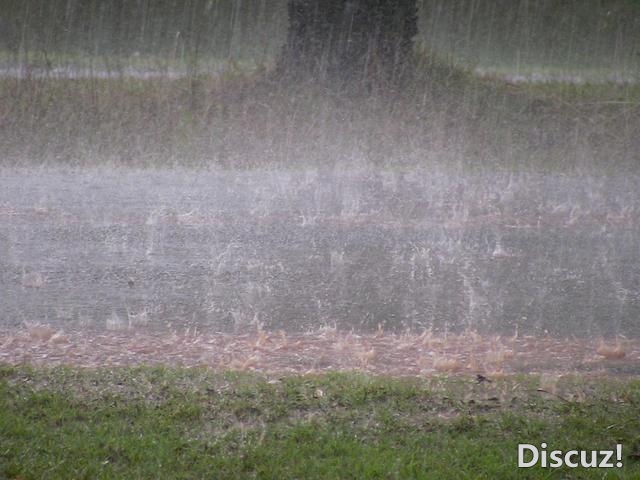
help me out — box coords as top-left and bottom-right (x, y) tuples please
(1, 166), (638, 337)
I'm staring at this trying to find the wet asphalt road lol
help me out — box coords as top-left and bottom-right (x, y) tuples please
(1, 167), (638, 336)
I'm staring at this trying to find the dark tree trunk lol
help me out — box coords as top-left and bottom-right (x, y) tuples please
(277, 0), (417, 88)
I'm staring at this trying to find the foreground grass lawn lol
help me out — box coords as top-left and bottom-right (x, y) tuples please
(1, 365), (639, 479)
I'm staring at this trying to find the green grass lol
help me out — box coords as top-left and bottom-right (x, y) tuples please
(0, 49), (275, 78)
(1, 365), (639, 479)
(1, 31), (639, 173)
(417, 0), (640, 78)
(1, 58), (639, 174)
(473, 64), (639, 84)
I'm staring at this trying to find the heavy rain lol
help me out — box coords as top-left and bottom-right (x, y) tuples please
(3, 2), (640, 478)
(1, 0), (639, 376)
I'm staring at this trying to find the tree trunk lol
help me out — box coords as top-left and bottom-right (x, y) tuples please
(277, 0), (417, 88)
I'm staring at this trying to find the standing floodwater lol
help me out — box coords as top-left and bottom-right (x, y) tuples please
(1, 166), (638, 337)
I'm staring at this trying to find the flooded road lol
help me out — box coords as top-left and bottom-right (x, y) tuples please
(1, 167), (638, 336)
